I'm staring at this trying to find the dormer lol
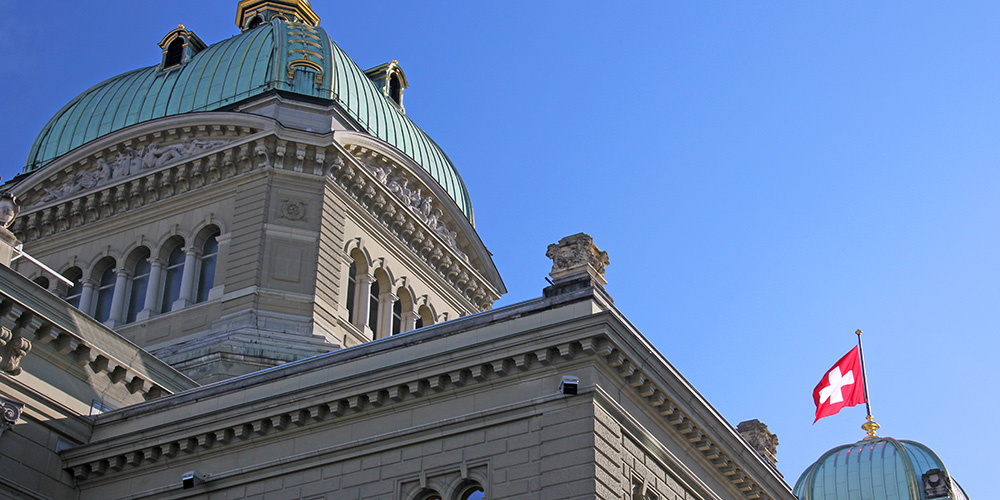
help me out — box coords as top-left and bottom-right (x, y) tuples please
(236, 0), (320, 31)
(365, 60), (409, 112)
(158, 25), (207, 71)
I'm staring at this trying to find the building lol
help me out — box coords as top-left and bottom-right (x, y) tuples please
(0, 1), (796, 498)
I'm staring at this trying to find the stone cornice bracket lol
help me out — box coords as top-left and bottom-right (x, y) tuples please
(544, 233), (610, 299)
(0, 398), (24, 438)
(0, 309), (32, 376)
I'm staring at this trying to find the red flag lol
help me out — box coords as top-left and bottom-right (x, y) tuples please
(813, 346), (866, 423)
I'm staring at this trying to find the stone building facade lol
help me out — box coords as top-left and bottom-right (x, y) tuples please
(0, 2), (794, 499)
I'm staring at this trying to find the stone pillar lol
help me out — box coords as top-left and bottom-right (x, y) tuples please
(376, 292), (398, 339)
(173, 247), (199, 309)
(544, 233), (610, 298)
(401, 310), (419, 332)
(138, 259), (164, 320)
(354, 274), (374, 333)
(79, 279), (97, 315)
(107, 268), (130, 327)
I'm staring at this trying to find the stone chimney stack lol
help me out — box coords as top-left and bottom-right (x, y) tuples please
(737, 419), (780, 472)
(543, 233), (610, 298)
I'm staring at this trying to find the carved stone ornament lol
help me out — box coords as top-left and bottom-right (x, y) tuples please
(0, 193), (19, 228)
(546, 233), (609, 284)
(737, 419), (779, 466)
(0, 398), (23, 438)
(278, 199), (307, 221)
(0, 325), (31, 376)
(36, 137), (232, 205)
(359, 158), (464, 259)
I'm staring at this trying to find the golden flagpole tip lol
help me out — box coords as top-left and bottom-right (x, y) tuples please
(855, 329), (863, 335)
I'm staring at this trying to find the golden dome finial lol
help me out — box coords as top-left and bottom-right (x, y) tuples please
(178, 24), (185, 30)
(862, 415), (880, 439)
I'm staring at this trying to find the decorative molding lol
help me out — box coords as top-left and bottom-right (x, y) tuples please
(0, 398), (23, 438)
(278, 199), (307, 221)
(332, 146), (498, 310)
(0, 294), (170, 403)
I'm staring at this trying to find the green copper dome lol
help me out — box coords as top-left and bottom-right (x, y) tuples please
(794, 437), (969, 500)
(25, 19), (474, 221)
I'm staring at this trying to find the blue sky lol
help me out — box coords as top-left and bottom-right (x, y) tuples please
(1, 1), (995, 496)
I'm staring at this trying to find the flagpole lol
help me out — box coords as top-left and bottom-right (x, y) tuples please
(855, 329), (880, 439)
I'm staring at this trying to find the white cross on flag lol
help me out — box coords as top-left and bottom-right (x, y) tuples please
(813, 346), (866, 422)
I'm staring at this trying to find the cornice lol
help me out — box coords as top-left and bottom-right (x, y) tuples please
(62, 308), (787, 500)
(0, 267), (196, 402)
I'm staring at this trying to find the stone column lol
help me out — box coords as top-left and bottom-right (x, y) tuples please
(107, 268), (130, 327)
(173, 247), (199, 309)
(376, 292), (398, 339)
(79, 279), (97, 315)
(401, 310), (419, 333)
(138, 258), (164, 320)
(354, 274), (374, 333)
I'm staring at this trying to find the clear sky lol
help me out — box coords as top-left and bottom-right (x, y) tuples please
(1, 1), (995, 496)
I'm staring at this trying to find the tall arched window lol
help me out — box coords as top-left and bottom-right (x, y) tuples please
(368, 280), (380, 334)
(64, 268), (83, 308)
(94, 265), (117, 323)
(161, 244), (185, 312)
(346, 261), (357, 323)
(126, 255), (150, 323)
(392, 300), (402, 335)
(165, 38), (184, 67)
(196, 233), (219, 303)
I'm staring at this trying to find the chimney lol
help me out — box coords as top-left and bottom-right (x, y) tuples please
(737, 419), (780, 472)
(543, 233), (610, 298)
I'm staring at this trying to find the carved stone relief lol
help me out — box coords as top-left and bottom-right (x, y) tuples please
(278, 199), (307, 221)
(36, 138), (232, 206)
(0, 325), (31, 376)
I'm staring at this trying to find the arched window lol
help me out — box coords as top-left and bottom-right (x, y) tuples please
(63, 267), (83, 308)
(94, 264), (117, 323)
(196, 232), (219, 303)
(33, 276), (49, 290)
(346, 261), (357, 323)
(389, 73), (403, 105)
(161, 244), (185, 312)
(418, 305), (434, 329)
(165, 38), (184, 68)
(459, 486), (485, 500)
(247, 15), (264, 30)
(392, 300), (402, 335)
(126, 254), (150, 323)
(368, 280), (380, 334)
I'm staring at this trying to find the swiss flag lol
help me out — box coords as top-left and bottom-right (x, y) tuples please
(813, 346), (866, 423)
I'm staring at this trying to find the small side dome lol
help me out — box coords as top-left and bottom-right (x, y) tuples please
(794, 437), (970, 500)
(158, 25), (207, 70)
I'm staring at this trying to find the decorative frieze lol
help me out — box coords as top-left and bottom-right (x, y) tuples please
(334, 145), (497, 310)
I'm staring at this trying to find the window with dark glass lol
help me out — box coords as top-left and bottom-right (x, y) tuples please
(389, 73), (402, 105)
(64, 268), (83, 308)
(368, 280), (380, 334)
(346, 261), (357, 323)
(392, 300), (402, 335)
(196, 234), (219, 303)
(94, 266), (116, 323)
(247, 15), (264, 29)
(161, 245), (185, 312)
(165, 38), (184, 67)
(126, 257), (150, 323)
(33, 276), (49, 290)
